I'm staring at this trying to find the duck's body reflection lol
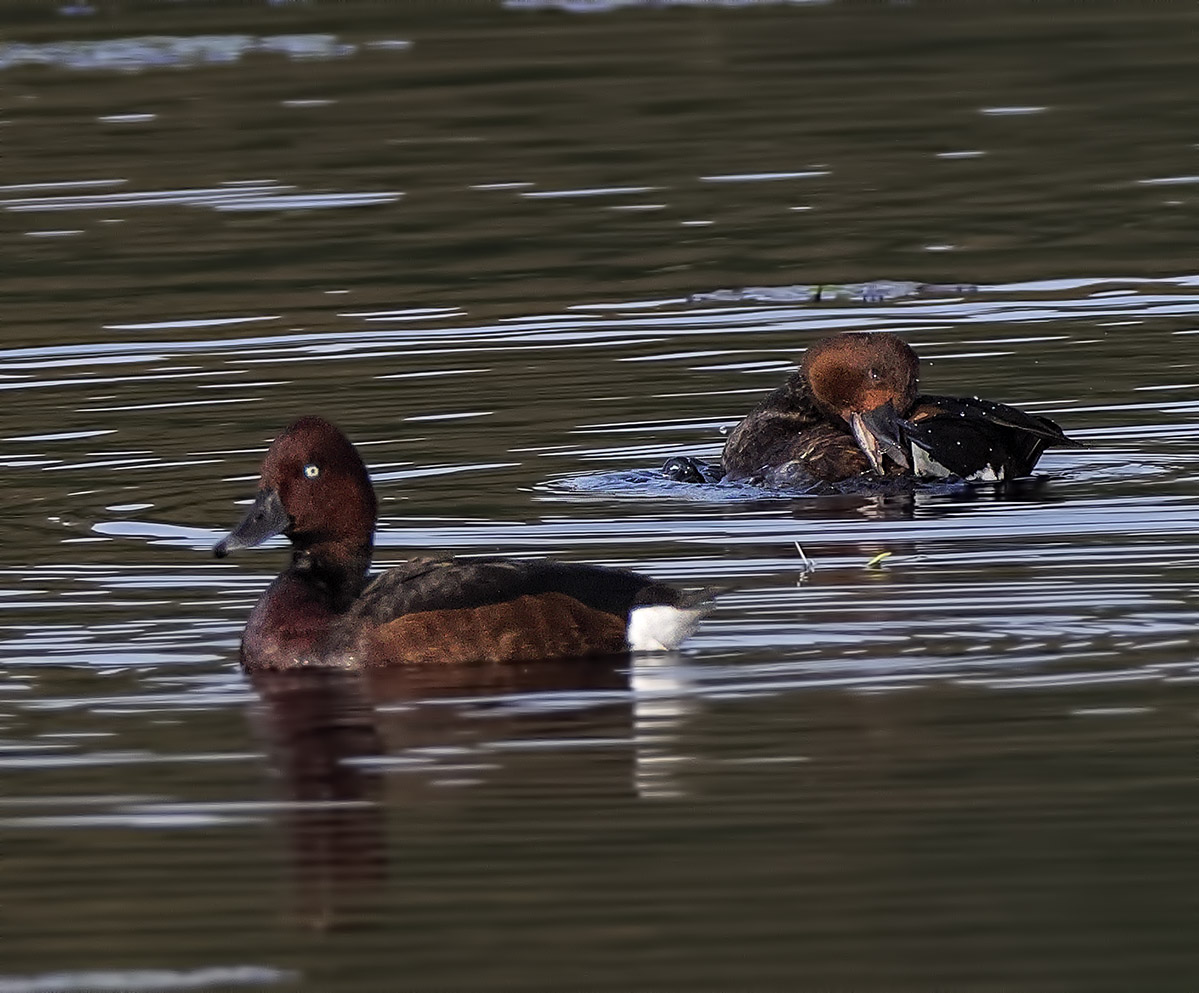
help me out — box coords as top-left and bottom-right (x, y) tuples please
(246, 657), (697, 927)
(247, 666), (388, 929)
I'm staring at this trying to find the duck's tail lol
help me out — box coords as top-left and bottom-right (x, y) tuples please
(627, 587), (721, 652)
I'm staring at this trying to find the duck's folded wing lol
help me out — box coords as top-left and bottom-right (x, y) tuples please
(912, 394), (1082, 447)
(906, 394), (1082, 479)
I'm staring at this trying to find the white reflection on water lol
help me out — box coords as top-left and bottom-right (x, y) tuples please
(521, 186), (660, 199)
(0, 751), (260, 768)
(0, 180), (125, 193)
(1137, 175), (1199, 186)
(0, 966), (296, 992)
(700, 170), (830, 182)
(979, 105), (1048, 116)
(3, 183), (400, 214)
(212, 192), (402, 211)
(0, 34), (373, 73)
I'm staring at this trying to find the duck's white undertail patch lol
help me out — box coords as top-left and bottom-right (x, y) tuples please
(627, 603), (710, 651)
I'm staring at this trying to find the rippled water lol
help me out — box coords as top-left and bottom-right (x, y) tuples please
(3, 2), (1199, 991)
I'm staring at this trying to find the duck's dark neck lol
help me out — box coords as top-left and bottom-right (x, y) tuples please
(759, 375), (815, 411)
(785, 376), (852, 428)
(287, 541), (373, 612)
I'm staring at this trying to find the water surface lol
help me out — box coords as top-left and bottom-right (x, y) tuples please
(2, 2), (1198, 991)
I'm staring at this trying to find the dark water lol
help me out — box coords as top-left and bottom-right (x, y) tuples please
(3, 2), (1199, 991)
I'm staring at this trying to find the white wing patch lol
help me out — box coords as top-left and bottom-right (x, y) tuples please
(912, 445), (954, 479)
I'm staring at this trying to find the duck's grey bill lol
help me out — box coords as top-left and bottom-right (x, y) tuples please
(214, 488), (289, 558)
(849, 401), (911, 474)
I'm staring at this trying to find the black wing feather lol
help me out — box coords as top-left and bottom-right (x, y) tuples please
(916, 394), (1082, 447)
(908, 394), (1083, 478)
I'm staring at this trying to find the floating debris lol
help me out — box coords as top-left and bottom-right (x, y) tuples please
(794, 541), (816, 573)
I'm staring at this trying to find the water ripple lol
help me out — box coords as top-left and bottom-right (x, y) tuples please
(0, 34), (379, 73)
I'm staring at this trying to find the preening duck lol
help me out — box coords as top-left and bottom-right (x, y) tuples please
(718, 331), (1081, 487)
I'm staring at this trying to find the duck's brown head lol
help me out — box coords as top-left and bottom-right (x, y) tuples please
(800, 332), (920, 473)
(214, 416), (376, 562)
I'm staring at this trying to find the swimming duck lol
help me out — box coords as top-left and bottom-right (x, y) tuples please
(215, 417), (712, 670)
(718, 331), (1081, 486)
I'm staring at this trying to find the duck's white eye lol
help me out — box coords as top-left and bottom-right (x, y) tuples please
(302, 463), (320, 479)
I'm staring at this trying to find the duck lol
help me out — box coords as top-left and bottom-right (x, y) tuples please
(714, 331), (1082, 487)
(214, 416), (713, 670)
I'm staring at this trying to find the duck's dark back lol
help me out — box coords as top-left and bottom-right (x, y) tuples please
(345, 556), (670, 619)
